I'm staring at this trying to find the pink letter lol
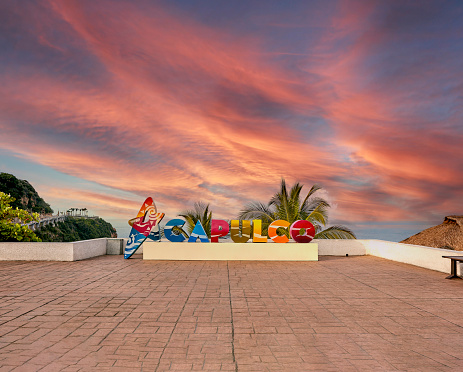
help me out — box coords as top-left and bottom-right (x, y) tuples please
(211, 219), (229, 243)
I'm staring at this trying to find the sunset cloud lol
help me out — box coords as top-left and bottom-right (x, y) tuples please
(1, 0), (462, 239)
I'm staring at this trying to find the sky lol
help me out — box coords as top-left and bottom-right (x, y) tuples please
(1, 0), (462, 241)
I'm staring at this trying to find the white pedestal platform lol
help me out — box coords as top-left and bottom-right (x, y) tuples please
(142, 242), (318, 261)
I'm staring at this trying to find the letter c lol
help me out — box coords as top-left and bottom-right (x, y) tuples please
(164, 218), (187, 242)
(268, 220), (290, 243)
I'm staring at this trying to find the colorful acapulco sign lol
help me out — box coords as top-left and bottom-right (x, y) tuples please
(125, 197), (316, 259)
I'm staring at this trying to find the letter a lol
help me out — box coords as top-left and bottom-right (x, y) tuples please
(188, 221), (210, 243)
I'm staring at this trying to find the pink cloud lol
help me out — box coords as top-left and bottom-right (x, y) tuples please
(0, 0), (461, 229)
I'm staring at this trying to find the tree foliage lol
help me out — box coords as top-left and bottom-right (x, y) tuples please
(0, 173), (53, 214)
(35, 217), (117, 242)
(178, 202), (212, 238)
(239, 179), (356, 239)
(0, 192), (41, 242)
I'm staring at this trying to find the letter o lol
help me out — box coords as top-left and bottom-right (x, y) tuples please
(290, 220), (315, 243)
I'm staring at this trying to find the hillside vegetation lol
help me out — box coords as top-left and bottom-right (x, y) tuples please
(35, 217), (117, 242)
(0, 172), (117, 242)
(0, 173), (53, 214)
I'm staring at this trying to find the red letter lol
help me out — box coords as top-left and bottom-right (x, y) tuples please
(211, 219), (229, 243)
(290, 220), (315, 243)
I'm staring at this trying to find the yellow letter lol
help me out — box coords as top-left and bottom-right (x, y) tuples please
(230, 220), (251, 243)
(252, 220), (267, 242)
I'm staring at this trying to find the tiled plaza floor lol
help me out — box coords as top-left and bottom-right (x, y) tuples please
(0, 255), (463, 371)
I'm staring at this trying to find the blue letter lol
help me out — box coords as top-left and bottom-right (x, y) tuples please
(188, 220), (210, 243)
(164, 218), (187, 242)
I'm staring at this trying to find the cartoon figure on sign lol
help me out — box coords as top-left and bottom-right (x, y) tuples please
(125, 197), (165, 259)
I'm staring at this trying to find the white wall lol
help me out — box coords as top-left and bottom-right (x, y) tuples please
(0, 238), (460, 275)
(0, 238), (124, 261)
(314, 239), (459, 274)
(0, 242), (74, 261)
(72, 238), (107, 261)
(315, 239), (367, 256)
(364, 240), (458, 274)
(106, 238), (124, 255)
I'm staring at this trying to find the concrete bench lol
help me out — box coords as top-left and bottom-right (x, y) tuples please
(442, 256), (463, 279)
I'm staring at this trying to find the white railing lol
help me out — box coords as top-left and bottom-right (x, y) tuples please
(24, 215), (67, 231)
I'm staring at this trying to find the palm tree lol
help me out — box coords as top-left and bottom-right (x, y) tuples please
(178, 201), (213, 238)
(239, 179), (356, 239)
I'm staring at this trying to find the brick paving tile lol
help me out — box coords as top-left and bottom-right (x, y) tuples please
(1, 256), (463, 370)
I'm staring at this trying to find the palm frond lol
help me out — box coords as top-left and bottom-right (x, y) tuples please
(177, 211), (196, 234)
(178, 201), (212, 237)
(301, 197), (330, 213)
(239, 178), (356, 240)
(288, 182), (303, 222)
(305, 200), (330, 227)
(238, 202), (275, 222)
(300, 184), (324, 211)
(289, 182), (303, 201)
(269, 178), (286, 206)
(314, 225), (356, 239)
(269, 178), (293, 221)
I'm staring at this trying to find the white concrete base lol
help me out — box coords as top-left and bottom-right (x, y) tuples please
(315, 239), (367, 256)
(72, 239), (107, 261)
(0, 242), (75, 261)
(142, 242), (318, 261)
(315, 239), (460, 274)
(0, 238), (123, 261)
(364, 240), (459, 274)
(106, 238), (125, 255)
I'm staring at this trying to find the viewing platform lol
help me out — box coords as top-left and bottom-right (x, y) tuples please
(0, 255), (462, 370)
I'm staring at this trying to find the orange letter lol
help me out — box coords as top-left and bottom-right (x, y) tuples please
(268, 220), (290, 243)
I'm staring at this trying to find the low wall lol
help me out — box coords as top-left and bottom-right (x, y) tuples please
(315, 239), (458, 274)
(0, 238), (126, 261)
(364, 240), (458, 274)
(0, 238), (460, 275)
(315, 239), (367, 256)
(0, 242), (75, 261)
(72, 239), (107, 261)
(106, 238), (125, 255)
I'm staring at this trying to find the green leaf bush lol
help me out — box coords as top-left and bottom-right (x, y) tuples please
(0, 192), (41, 242)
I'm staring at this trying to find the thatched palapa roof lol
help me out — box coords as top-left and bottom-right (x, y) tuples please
(401, 216), (463, 251)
